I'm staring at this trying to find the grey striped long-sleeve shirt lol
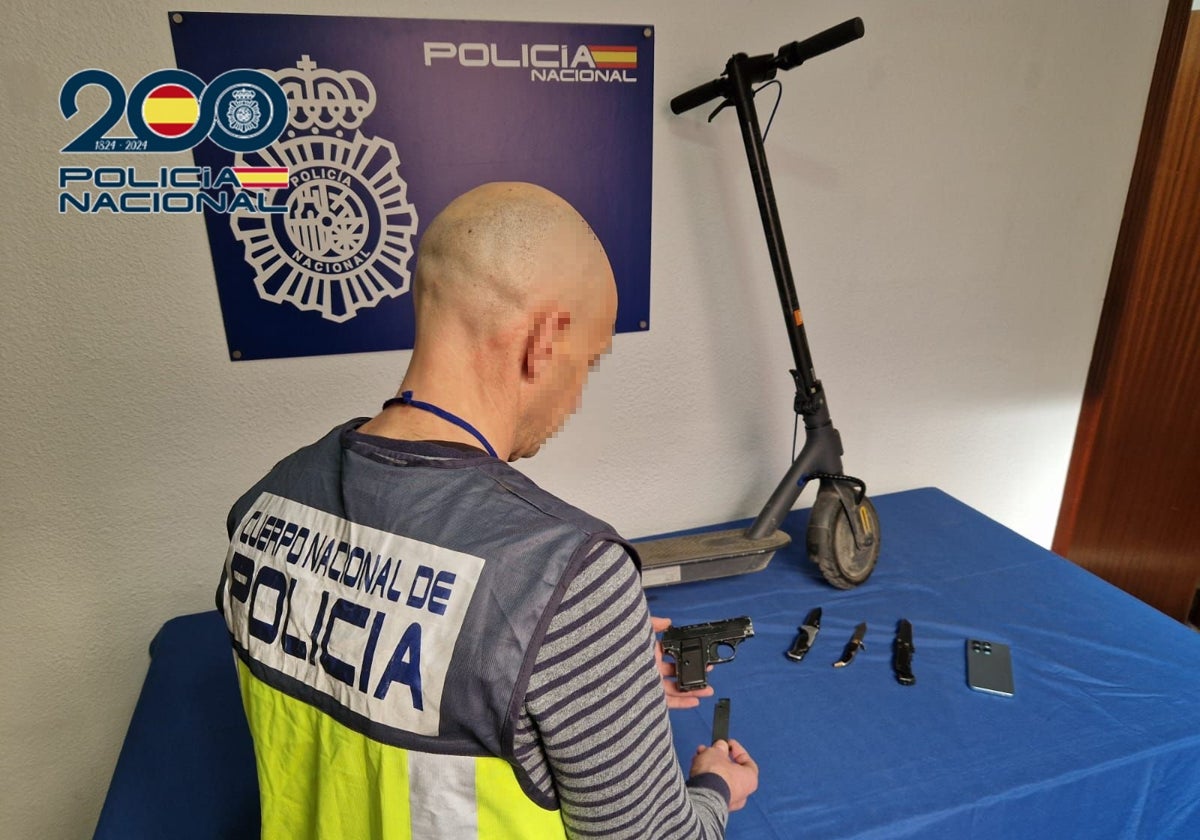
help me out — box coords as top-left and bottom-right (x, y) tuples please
(513, 542), (730, 839)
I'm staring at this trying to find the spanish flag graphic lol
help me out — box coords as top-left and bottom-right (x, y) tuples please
(232, 167), (290, 190)
(588, 45), (637, 69)
(142, 84), (200, 138)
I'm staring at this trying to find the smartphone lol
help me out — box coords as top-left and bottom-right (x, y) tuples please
(966, 639), (1014, 697)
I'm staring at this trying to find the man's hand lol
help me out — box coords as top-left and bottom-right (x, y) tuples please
(691, 739), (759, 812)
(652, 616), (714, 708)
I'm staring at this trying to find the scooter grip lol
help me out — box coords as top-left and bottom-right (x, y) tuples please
(777, 18), (865, 69)
(670, 77), (727, 115)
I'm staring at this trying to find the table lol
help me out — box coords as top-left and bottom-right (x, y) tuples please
(94, 488), (1200, 839)
(93, 607), (259, 839)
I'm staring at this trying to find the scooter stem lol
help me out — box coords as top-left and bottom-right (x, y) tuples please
(726, 51), (823, 409)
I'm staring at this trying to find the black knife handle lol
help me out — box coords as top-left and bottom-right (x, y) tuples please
(787, 623), (820, 661)
(893, 621), (916, 686)
(833, 639), (863, 667)
(833, 623), (867, 668)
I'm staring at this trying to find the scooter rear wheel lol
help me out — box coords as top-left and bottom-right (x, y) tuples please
(807, 483), (880, 589)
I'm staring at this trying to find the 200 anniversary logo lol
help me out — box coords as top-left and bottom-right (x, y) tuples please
(58, 67), (290, 214)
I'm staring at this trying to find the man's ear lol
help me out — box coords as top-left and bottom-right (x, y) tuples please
(522, 309), (572, 381)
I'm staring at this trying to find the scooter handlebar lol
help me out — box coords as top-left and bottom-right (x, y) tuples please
(670, 18), (864, 115)
(670, 77), (728, 115)
(777, 18), (864, 70)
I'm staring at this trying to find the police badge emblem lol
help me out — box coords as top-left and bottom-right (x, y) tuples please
(225, 88), (262, 135)
(230, 56), (418, 323)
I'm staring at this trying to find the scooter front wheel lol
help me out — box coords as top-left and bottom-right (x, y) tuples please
(806, 483), (880, 589)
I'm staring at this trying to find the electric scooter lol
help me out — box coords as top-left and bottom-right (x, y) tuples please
(637, 18), (880, 590)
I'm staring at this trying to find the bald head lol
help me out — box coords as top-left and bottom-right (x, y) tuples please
(412, 182), (613, 339)
(377, 183), (617, 459)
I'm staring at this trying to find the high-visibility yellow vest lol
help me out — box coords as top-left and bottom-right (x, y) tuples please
(237, 662), (568, 840)
(219, 424), (636, 839)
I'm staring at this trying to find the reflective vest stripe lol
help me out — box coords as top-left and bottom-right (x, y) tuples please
(237, 661), (567, 839)
(408, 752), (478, 838)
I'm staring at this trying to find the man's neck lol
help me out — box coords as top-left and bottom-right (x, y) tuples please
(359, 369), (516, 460)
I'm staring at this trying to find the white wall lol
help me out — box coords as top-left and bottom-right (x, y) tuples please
(0, 0), (1169, 836)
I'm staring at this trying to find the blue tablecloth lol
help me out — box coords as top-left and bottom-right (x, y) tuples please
(95, 488), (1200, 839)
(94, 609), (259, 839)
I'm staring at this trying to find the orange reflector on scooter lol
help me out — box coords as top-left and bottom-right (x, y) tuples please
(793, 308), (804, 326)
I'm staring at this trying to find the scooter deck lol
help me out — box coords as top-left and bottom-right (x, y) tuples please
(635, 528), (791, 588)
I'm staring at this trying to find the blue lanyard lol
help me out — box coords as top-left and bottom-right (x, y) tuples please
(380, 391), (497, 458)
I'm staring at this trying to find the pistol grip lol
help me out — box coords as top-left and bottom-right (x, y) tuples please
(675, 638), (708, 691)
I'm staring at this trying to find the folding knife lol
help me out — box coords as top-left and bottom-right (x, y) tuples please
(833, 622), (867, 668)
(893, 619), (916, 686)
(786, 607), (822, 662)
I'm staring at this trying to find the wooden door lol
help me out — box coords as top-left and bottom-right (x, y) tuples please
(1054, 0), (1200, 623)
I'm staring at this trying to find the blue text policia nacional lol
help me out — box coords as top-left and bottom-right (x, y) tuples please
(58, 165), (287, 215)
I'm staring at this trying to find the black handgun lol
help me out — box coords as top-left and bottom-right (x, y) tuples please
(661, 616), (754, 691)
